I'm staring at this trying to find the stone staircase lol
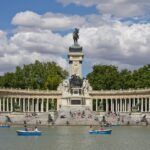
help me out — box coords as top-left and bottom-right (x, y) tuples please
(55, 106), (99, 125)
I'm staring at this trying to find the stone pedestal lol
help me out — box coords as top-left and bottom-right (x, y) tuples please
(68, 44), (84, 78)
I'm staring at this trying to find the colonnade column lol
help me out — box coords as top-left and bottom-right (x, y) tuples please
(31, 99), (34, 112)
(115, 99), (118, 112)
(122, 99), (124, 112)
(96, 99), (98, 111)
(3, 98), (5, 112)
(145, 98), (147, 112)
(0, 98), (1, 112)
(141, 98), (143, 112)
(120, 99), (122, 112)
(111, 99), (114, 112)
(106, 99), (108, 112)
(124, 99), (127, 112)
(0, 97), (2, 112)
(128, 98), (131, 112)
(133, 98), (135, 107)
(117, 99), (120, 112)
(18, 98), (21, 107)
(6, 98), (9, 112)
(137, 98), (140, 111)
(41, 99), (44, 112)
(46, 99), (49, 112)
(10, 98), (13, 112)
(36, 98), (39, 112)
(27, 99), (30, 112)
(149, 98), (150, 112)
(23, 98), (25, 112)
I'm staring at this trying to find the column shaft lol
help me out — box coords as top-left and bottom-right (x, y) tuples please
(28, 99), (30, 112)
(36, 99), (39, 112)
(23, 98), (26, 112)
(3, 98), (5, 112)
(0, 98), (1, 112)
(46, 99), (49, 112)
(11, 98), (13, 112)
(41, 99), (44, 112)
(141, 98), (143, 112)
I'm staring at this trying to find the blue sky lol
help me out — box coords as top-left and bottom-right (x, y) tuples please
(0, 0), (150, 77)
(0, 0), (97, 29)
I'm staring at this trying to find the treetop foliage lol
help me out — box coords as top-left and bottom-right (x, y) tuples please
(87, 64), (150, 90)
(0, 60), (68, 90)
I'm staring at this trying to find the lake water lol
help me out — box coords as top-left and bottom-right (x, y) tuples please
(0, 126), (150, 150)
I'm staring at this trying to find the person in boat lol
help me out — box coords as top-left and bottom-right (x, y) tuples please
(34, 126), (39, 132)
(99, 125), (104, 130)
(24, 125), (28, 131)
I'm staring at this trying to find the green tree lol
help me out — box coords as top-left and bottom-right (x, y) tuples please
(0, 60), (68, 90)
(87, 65), (120, 90)
(87, 64), (150, 90)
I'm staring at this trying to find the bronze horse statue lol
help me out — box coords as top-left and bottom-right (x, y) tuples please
(73, 28), (79, 44)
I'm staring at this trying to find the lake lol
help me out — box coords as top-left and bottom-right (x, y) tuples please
(0, 126), (150, 150)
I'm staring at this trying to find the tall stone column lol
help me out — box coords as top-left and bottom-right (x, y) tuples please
(141, 98), (143, 112)
(11, 98), (13, 112)
(115, 99), (118, 112)
(128, 98), (131, 112)
(6, 98), (9, 112)
(0, 97), (1, 112)
(149, 98), (150, 112)
(96, 99), (98, 111)
(133, 98), (135, 107)
(3, 98), (5, 112)
(41, 99), (44, 112)
(23, 98), (25, 112)
(52, 99), (55, 110)
(111, 99), (114, 112)
(106, 99), (108, 112)
(36, 98), (39, 112)
(31, 99), (34, 112)
(145, 98), (147, 112)
(120, 99), (122, 112)
(122, 99), (124, 112)
(137, 98), (140, 111)
(117, 99), (120, 112)
(46, 99), (49, 112)
(19, 98), (21, 107)
(124, 99), (127, 112)
(28, 99), (30, 112)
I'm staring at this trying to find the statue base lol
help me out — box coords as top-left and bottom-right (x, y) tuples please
(69, 43), (82, 52)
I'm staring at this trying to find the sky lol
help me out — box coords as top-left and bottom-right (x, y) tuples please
(0, 0), (150, 77)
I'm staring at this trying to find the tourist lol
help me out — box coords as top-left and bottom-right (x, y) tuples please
(24, 125), (28, 131)
(34, 126), (39, 131)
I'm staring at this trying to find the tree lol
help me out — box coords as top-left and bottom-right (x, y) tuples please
(87, 64), (150, 90)
(0, 60), (68, 90)
(87, 65), (120, 90)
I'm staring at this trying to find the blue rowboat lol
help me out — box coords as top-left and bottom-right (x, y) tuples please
(16, 130), (42, 136)
(89, 129), (112, 135)
(0, 125), (10, 128)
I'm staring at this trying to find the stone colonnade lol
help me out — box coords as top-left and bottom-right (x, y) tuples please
(93, 96), (150, 113)
(0, 96), (58, 113)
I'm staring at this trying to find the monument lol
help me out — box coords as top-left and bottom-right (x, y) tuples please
(58, 28), (92, 108)
(68, 28), (84, 78)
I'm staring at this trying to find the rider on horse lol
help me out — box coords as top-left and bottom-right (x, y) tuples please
(73, 28), (79, 44)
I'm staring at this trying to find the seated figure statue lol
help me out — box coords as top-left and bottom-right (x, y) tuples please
(69, 74), (83, 88)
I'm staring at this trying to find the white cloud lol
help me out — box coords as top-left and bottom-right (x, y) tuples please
(12, 11), (86, 30)
(77, 23), (150, 68)
(0, 28), (69, 75)
(0, 10), (150, 75)
(58, 0), (150, 17)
